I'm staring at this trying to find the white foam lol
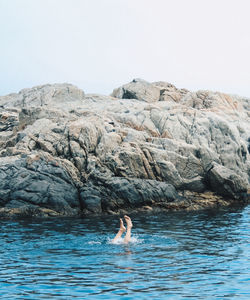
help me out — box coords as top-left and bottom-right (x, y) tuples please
(88, 241), (101, 245)
(107, 235), (143, 245)
(130, 235), (144, 244)
(108, 237), (124, 245)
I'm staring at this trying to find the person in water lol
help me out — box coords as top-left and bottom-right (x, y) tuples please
(112, 215), (133, 244)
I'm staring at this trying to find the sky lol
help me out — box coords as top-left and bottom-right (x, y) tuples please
(0, 0), (250, 97)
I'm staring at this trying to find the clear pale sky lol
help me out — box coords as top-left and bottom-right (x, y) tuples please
(0, 0), (250, 97)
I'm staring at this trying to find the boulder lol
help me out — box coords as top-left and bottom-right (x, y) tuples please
(111, 78), (160, 102)
(207, 164), (248, 199)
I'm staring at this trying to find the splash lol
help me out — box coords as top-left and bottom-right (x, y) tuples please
(107, 235), (144, 245)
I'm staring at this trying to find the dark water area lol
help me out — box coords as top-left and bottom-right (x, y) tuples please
(0, 205), (249, 299)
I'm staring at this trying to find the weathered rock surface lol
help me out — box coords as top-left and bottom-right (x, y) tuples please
(0, 80), (249, 217)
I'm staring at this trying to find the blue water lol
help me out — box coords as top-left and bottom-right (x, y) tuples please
(0, 205), (249, 299)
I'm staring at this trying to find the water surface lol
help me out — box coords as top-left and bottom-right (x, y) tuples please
(0, 205), (249, 299)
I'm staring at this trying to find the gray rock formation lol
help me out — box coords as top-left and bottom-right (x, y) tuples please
(0, 80), (249, 217)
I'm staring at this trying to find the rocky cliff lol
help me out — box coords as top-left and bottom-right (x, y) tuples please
(0, 79), (249, 217)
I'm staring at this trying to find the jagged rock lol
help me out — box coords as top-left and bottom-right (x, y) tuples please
(0, 154), (80, 215)
(0, 83), (85, 109)
(0, 80), (249, 217)
(153, 81), (189, 102)
(80, 177), (182, 214)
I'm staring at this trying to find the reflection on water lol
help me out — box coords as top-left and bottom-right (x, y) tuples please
(0, 205), (249, 299)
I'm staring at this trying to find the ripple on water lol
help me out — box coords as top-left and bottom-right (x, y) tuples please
(0, 206), (249, 299)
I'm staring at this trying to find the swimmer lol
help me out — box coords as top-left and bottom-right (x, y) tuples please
(112, 215), (133, 244)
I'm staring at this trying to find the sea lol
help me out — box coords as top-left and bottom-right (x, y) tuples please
(0, 205), (249, 299)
